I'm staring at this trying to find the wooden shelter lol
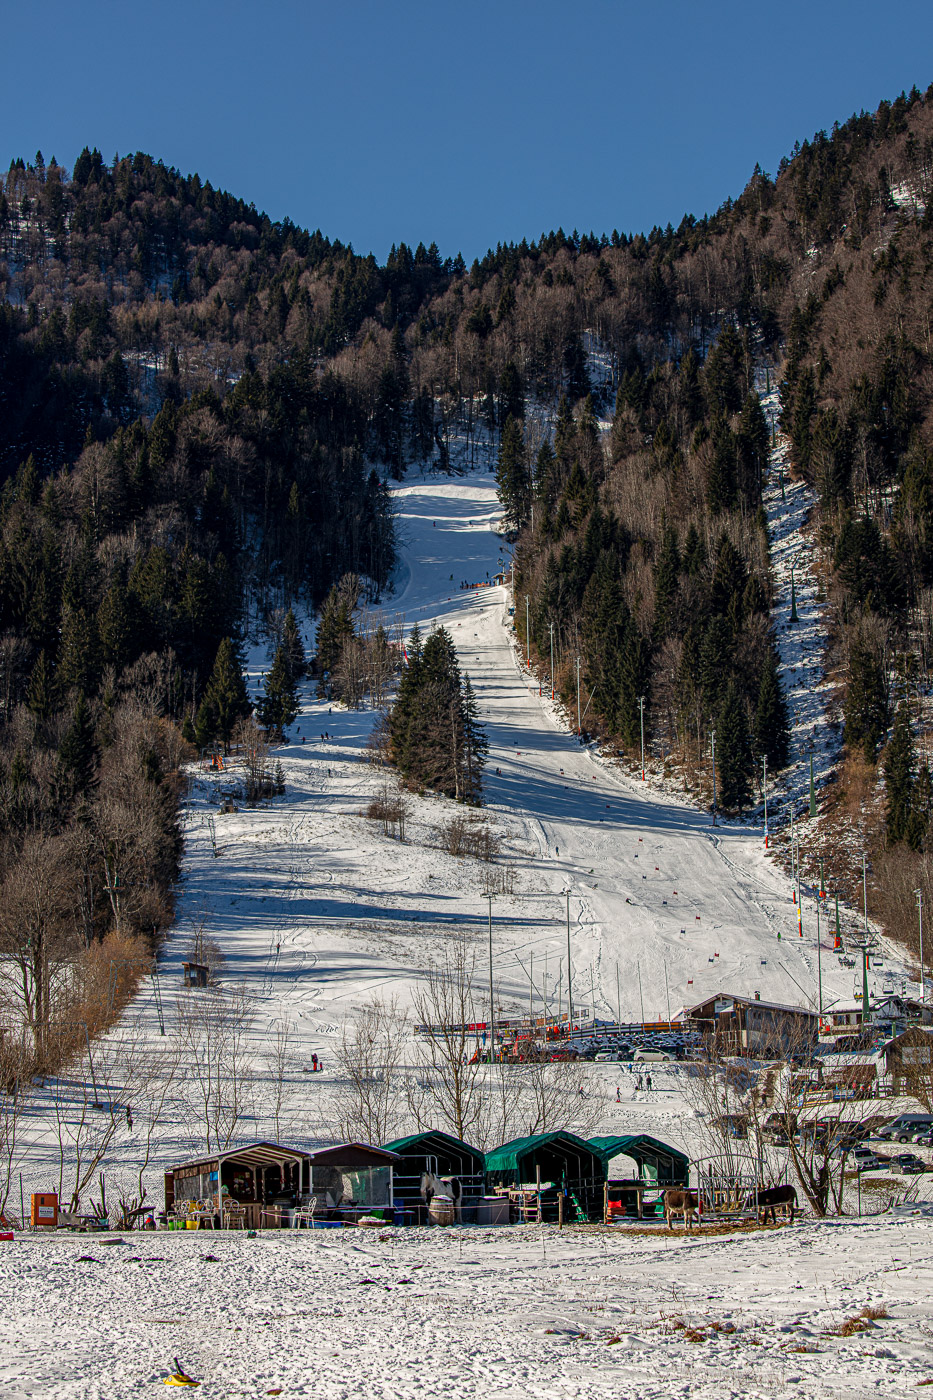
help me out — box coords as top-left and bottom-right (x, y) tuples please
(484, 1131), (606, 1222)
(308, 1143), (400, 1218)
(382, 1130), (486, 1222)
(164, 1140), (313, 1228)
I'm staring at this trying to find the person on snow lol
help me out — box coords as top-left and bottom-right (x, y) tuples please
(646, 1073), (652, 1092)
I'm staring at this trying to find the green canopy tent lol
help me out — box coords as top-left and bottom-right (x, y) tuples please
(484, 1131), (606, 1222)
(589, 1134), (689, 1185)
(382, 1131), (486, 1221)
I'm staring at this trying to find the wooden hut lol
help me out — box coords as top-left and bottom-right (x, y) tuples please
(484, 1131), (606, 1222)
(164, 1140), (314, 1228)
(382, 1131), (486, 1222)
(308, 1143), (401, 1219)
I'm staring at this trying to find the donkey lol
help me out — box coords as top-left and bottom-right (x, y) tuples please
(663, 1188), (700, 1230)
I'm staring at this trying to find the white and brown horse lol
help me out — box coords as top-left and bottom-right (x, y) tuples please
(421, 1172), (462, 1223)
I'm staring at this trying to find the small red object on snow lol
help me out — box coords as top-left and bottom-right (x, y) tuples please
(0, 1232), (13, 1242)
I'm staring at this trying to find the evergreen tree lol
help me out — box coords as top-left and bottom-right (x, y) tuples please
(717, 684), (752, 811)
(195, 637), (251, 751)
(653, 522), (681, 640)
(316, 582), (356, 694)
(282, 607), (307, 681)
(884, 702), (917, 846)
(495, 416), (529, 530)
(257, 644), (299, 736)
(844, 636), (888, 761)
(26, 649), (54, 721)
(753, 649), (791, 770)
(58, 693), (98, 793)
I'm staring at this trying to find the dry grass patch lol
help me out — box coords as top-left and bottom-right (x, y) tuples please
(824, 1304), (889, 1337)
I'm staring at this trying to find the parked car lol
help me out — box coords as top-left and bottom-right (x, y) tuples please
(875, 1114), (933, 1143)
(914, 1132), (933, 1148)
(851, 1147), (884, 1171)
(633, 1048), (672, 1062)
(891, 1153), (926, 1174)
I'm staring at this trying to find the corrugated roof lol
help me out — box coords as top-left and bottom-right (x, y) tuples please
(589, 1134), (690, 1166)
(382, 1130), (484, 1162)
(167, 1140), (313, 1174)
(485, 1130), (602, 1173)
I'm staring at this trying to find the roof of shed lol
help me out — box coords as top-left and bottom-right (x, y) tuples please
(589, 1134), (690, 1166)
(484, 1130), (602, 1172)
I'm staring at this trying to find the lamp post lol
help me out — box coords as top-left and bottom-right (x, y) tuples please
(524, 594), (530, 666)
(487, 894), (495, 1063)
(549, 622), (555, 701)
(816, 894), (823, 1016)
(916, 888), (925, 1004)
(710, 728), (717, 826)
(638, 696), (646, 781)
(565, 890), (574, 1029)
(762, 754), (769, 848)
(576, 657), (582, 735)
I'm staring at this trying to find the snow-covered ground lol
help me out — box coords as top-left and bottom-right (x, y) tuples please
(4, 1214), (933, 1398)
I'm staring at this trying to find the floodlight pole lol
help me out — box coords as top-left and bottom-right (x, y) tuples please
(565, 889), (573, 1030)
(762, 754), (768, 848)
(549, 622), (555, 700)
(916, 889), (925, 1004)
(638, 696), (646, 780)
(487, 894), (495, 1063)
(710, 728), (717, 826)
(576, 657), (582, 735)
(525, 594), (530, 666)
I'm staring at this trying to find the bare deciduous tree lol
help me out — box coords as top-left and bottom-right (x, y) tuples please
(172, 984), (256, 1154)
(333, 996), (409, 1144)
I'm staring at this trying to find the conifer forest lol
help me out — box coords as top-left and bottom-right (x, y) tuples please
(4, 84), (933, 1059)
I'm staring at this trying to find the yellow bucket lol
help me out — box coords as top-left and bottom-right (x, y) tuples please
(185, 1220), (198, 1230)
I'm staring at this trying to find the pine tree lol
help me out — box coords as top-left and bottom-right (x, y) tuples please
(195, 637), (251, 751)
(717, 684), (752, 811)
(316, 582), (356, 694)
(257, 644), (299, 737)
(282, 607), (307, 681)
(844, 637), (888, 761)
(58, 693), (98, 793)
(653, 522), (681, 640)
(754, 649), (791, 770)
(884, 702), (916, 846)
(26, 650), (54, 721)
(495, 416), (529, 530)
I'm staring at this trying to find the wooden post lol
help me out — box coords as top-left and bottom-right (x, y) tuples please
(558, 1191), (564, 1230)
(536, 1165), (541, 1224)
(603, 1180), (609, 1225)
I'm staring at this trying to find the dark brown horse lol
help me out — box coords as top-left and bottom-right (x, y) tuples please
(744, 1184), (797, 1224)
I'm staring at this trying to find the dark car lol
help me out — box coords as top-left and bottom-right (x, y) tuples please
(891, 1153), (925, 1174)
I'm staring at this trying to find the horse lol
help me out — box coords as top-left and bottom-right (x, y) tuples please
(744, 1184), (797, 1224)
(420, 1171), (462, 1223)
(663, 1188), (699, 1230)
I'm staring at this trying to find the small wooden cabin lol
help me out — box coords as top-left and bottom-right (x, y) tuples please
(164, 1140), (313, 1228)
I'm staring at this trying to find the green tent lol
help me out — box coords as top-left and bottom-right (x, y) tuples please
(382, 1131), (486, 1219)
(588, 1134), (689, 1186)
(485, 1131), (606, 1221)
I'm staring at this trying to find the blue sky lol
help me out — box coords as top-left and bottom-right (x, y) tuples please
(3, 1), (932, 262)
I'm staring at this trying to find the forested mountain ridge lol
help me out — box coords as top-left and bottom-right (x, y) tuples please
(3, 80), (933, 1048)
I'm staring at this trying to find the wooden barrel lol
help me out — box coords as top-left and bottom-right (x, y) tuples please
(429, 1194), (455, 1226)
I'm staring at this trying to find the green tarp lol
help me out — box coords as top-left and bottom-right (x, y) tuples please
(588, 1134), (689, 1185)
